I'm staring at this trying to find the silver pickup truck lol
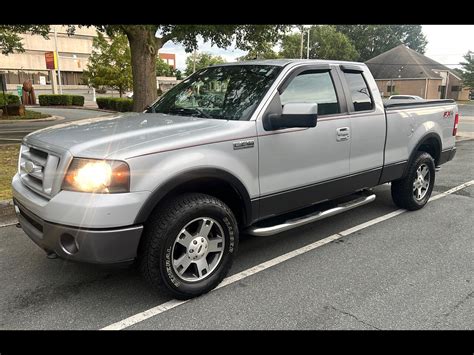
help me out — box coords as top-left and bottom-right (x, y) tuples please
(12, 59), (458, 299)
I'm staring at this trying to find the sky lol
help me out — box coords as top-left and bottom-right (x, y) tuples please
(422, 25), (474, 69)
(159, 25), (474, 71)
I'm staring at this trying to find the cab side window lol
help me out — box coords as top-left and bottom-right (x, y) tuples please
(280, 71), (340, 115)
(344, 72), (374, 112)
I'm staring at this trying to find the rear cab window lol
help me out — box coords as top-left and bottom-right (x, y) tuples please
(343, 71), (374, 112)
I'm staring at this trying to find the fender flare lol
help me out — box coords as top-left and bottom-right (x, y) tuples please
(133, 167), (254, 226)
(403, 132), (442, 178)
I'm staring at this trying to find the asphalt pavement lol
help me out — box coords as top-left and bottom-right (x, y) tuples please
(0, 139), (472, 330)
(0, 107), (113, 145)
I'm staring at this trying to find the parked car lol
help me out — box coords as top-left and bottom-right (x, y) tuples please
(12, 59), (458, 299)
(387, 95), (424, 101)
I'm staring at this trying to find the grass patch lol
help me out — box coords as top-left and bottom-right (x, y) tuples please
(0, 110), (50, 120)
(0, 144), (20, 200)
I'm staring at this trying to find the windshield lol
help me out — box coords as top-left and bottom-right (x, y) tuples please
(147, 65), (282, 120)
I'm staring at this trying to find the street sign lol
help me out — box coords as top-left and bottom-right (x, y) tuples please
(45, 51), (58, 70)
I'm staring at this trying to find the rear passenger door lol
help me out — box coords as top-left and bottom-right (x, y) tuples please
(338, 66), (386, 184)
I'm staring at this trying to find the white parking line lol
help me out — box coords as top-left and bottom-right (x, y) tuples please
(84, 179), (473, 329)
(0, 222), (17, 228)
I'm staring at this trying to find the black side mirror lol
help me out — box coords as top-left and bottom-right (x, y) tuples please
(264, 102), (318, 131)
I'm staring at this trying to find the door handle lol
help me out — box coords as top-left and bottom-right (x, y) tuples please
(336, 127), (350, 141)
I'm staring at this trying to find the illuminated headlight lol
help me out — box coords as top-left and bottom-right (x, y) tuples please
(62, 158), (130, 193)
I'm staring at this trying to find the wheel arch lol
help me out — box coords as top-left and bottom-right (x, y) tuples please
(134, 168), (255, 228)
(403, 132), (442, 178)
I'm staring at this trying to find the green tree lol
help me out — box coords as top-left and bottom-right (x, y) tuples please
(334, 25), (427, 61)
(279, 32), (302, 59)
(95, 25), (289, 111)
(280, 26), (358, 61)
(0, 25), (50, 54)
(184, 52), (226, 76)
(82, 33), (132, 98)
(459, 51), (474, 89)
(156, 58), (176, 77)
(237, 42), (280, 60)
(6, 25), (289, 111)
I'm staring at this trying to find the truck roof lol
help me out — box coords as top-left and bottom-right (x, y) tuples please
(212, 58), (367, 68)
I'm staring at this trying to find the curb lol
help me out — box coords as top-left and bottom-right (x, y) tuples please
(27, 105), (118, 114)
(0, 199), (13, 208)
(0, 115), (65, 124)
(0, 199), (15, 221)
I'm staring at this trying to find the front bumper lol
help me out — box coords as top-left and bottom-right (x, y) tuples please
(14, 199), (143, 264)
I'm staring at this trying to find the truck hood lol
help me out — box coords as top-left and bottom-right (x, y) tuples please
(24, 112), (253, 160)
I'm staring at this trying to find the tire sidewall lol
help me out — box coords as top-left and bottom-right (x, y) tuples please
(159, 202), (238, 297)
(408, 153), (435, 207)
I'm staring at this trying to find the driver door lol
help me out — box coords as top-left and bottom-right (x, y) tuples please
(256, 65), (351, 219)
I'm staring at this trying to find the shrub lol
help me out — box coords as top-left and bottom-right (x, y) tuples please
(38, 94), (84, 106)
(39, 94), (72, 106)
(0, 93), (20, 106)
(71, 95), (84, 106)
(96, 97), (108, 110)
(95, 97), (133, 112)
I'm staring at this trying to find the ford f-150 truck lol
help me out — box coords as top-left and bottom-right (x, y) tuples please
(12, 59), (458, 299)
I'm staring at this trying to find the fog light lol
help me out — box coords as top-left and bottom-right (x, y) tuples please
(60, 234), (79, 255)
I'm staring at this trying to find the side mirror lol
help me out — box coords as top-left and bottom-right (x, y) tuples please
(264, 102), (318, 131)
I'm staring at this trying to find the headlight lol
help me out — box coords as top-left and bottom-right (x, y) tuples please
(62, 158), (130, 193)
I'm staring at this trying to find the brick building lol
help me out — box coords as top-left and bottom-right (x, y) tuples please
(365, 44), (470, 101)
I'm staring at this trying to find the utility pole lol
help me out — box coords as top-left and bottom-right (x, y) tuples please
(300, 27), (304, 59)
(445, 70), (450, 99)
(53, 26), (63, 94)
(306, 28), (310, 59)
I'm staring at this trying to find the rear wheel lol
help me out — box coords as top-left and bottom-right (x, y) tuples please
(139, 193), (238, 299)
(391, 152), (435, 210)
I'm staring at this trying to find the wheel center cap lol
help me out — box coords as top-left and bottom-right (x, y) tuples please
(187, 236), (208, 260)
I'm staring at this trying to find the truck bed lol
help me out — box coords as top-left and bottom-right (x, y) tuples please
(384, 99), (455, 109)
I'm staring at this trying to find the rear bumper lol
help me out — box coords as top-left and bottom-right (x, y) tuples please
(438, 147), (456, 166)
(14, 199), (143, 264)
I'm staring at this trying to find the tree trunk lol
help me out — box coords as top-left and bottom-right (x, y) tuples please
(126, 27), (162, 112)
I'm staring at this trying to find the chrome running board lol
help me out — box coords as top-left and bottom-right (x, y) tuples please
(246, 193), (376, 237)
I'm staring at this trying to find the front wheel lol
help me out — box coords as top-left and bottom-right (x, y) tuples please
(391, 151), (435, 210)
(139, 193), (238, 299)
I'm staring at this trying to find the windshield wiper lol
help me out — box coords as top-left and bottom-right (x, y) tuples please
(168, 107), (212, 118)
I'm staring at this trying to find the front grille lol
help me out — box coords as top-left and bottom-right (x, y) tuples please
(19, 144), (61, 198)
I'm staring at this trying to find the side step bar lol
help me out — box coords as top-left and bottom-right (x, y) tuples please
(246, 193), (376, 237)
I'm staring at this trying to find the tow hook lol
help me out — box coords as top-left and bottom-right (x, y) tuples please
(47, 252), (58, 259)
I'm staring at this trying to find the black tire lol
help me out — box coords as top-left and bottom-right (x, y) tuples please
(138, 193), (238, 299)
(391, 151), (435, 211)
